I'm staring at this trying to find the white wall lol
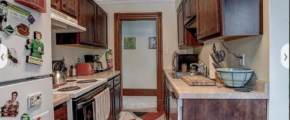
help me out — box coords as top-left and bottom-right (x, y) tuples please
(51, 30), (108, 69)
(122, 21), (157, 89)
(97, 1), (179, 70)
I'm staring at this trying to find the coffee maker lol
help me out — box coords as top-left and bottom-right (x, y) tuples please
(84, 55), (103, 73)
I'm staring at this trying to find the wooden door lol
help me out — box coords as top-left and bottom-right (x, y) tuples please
(61, 0), (78, 17)
(114, 83), (121, 116)
(183, 0), (191, 24)
(196, 0), (220, 40)
(51, 0), (60, 9)
(177, 6), (184, 47)
(108, 89), (115, 120)
(97, 7), (108, 48)
(78, 0), (96, 45)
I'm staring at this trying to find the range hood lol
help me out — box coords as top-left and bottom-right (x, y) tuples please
(51, 9), (86, 33)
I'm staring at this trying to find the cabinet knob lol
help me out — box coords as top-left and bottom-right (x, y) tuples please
(63, 4), (67, 7)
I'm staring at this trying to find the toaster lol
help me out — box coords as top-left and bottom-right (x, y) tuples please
(76, 63), (94, 75)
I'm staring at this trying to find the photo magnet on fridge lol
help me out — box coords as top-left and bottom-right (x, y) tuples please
(28, 92), (42, 108)
(0, 91), (19, 117)
(25, 31), (44, 66)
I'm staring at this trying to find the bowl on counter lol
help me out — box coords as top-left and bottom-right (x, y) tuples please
(216, 68), (254, 87)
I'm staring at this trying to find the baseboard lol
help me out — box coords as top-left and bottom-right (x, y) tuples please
(123, 89), (157, 96)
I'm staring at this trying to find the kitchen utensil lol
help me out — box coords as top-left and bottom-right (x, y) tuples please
(216, 68), (254, 87)
(209, 55), (216, 79)
(76, 63), (94, 75)
(52, 62), (67, 86)
(181, 76), (216, 86)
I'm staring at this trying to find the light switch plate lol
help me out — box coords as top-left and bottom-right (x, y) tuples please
(28, 92), (42, 108)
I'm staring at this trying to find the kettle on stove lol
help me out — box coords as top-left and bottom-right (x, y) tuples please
(52, 62), (67, 86)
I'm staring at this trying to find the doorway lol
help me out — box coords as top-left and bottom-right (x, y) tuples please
(114, 13), (163, 112)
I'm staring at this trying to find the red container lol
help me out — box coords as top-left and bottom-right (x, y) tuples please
(15, 0), (46, 13)
(76, 63), (94, 75)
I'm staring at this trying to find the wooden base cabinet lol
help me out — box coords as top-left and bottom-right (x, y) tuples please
(108, 75), (121, 120)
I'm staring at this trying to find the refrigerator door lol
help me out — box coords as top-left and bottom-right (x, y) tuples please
(0, 77), (54, 120)
(0, 0), (52, 82)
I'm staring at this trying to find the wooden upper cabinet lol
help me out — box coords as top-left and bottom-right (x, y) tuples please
(78, 0), (97, 45)
(97, 7), (108, 48)
(184, 0), (196, 24)
(61, 0), (78, 17)
(196, 0), (262, 41)
(51, 0), (60, 9)
(196, 0), (220, 40)
(177, 5), (185, 47)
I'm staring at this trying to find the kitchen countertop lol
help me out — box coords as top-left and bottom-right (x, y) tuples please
(53, 94), (70, 107)
(53, 70), (120, 104)
(164, 69), (269, 99)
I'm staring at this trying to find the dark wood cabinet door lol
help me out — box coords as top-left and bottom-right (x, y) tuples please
(78, 0), (97, 45)
(97, 7), (108, 48)
(108, 90), (115, 120)
(190, 0), (196, 17)
(61, 0), (78, 17)
(114, 83), (121, 116)
(196, 0), (220, 40)
(51, 0), (60, 9)
(177, 6), (184, 47)
(183, 0), (190, 24)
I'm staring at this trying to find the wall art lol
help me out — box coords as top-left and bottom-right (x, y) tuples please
(7, 48), (20, 67)
(28, 92), (41, 108)
(0, 0), (31, 37)
(21, 113), (30, 120)
(149, 37), (156, 49)
(25, 31), (44, 65)
(124, 37), (136, 49)
(0, 91), (19, 117)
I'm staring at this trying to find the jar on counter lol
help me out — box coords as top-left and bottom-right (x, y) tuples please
(181, 63), (187, 73)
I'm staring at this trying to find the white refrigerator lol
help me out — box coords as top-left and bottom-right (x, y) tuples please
(0, 0), (53, 120)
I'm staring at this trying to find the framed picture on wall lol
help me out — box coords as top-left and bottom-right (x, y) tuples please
(124, 37), (136, 49)
(149, 37), (156, 49)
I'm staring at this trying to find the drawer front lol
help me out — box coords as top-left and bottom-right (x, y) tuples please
(107, 79), (114, 90)
(114, 75), (120, 86)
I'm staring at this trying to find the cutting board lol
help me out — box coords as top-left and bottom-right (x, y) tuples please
(182, 76), (216, 86)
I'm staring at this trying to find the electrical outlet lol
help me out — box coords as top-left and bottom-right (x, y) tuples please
(238, 54), (245, 66)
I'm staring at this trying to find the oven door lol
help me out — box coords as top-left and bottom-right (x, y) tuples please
(76, 99), (96, 120)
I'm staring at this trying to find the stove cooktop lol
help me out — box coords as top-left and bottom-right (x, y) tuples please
(57, 86), (81, 92)
(67, 80), (77, 82)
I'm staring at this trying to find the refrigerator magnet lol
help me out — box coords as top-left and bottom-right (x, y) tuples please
(28, 92), (42, 108)
(25, 31), (44, 66)
(21, 113), (30, 120)
(7, 48), (21, 67)
(0, 91), (19, 117)
(32, 111), (48, 120)
(28, 15), (35, 24)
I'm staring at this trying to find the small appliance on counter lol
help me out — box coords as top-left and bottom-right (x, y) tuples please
(52, 60), (67, 86)
(85, 55), (103, 73)
(76, 63), (94, 75)
(172, 52), (198, 72)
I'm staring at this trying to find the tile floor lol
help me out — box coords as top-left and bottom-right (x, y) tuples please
(119, 111), (165, 120)
(121, 96), (165, 120)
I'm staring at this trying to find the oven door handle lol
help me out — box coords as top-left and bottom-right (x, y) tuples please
(77, 98), (95, 109)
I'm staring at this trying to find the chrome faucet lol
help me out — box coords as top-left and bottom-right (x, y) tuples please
(190, 61), (207, 77)
(189, 63), (199, 73)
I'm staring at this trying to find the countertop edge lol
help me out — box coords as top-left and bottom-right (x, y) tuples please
(53, 94), (70, 107)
